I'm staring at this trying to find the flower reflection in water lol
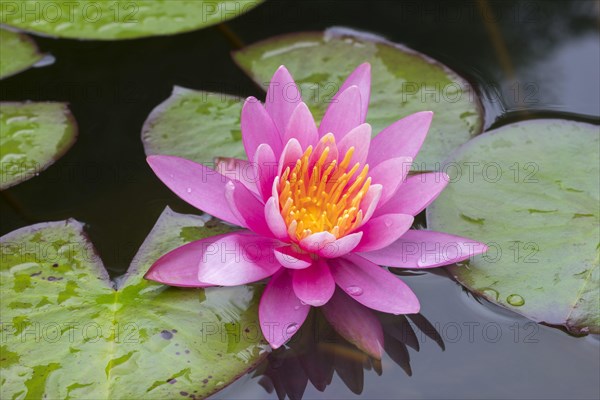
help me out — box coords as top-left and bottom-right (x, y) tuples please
(254, 304), (443, 399)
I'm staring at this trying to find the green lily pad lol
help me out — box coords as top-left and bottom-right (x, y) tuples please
(0, 102), (77, 190)
(232, 27), (484, 170)
(0, 28), (44, 79)
(0, 0), (263, 40)
(142, 87), (246, 164)
(0, 207), (266, 399)
(426, 119), (600, 334)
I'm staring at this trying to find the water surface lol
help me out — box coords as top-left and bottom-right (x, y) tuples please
(1, 1), (598, 399)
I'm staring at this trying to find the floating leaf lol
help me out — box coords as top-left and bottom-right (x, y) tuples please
(426, 119), (599, 334)
(0, 102), (77, 190)
(142, 87), (245, 164)
(232, 27), (484, 170)
(0, 28), (43, 79)
(0, 0), (263, 40)
(0, 207), (265, 399)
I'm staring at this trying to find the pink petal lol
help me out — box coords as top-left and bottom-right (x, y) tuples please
(358, 184), (382, 226)
(369, 157), (413, 205)
(144, 239), (217, 287)
(264, 195), (289, 241)
(242, 97), (282, 159)
(196, 232), (281, 285)
(334, 63), (371, 122)
(321, 288), (384, 359)
(298, 231), (362, 257)
(357, 229), (488, 269)
(315, 232), (363, 258)
(214, 157), (259, 196)
(299, 231), (336, 253)
(336, 123), (372, 167)
(366, 111), (433, 166)
(259, 269), (310, 349)
(318, 85), (362, 140)
(374, 172), (449, 217)
(265, 66), (303, 138)
(329, 254), (420, 314)
(283, 102), (319, 151)
(353, 214), (414, 253)
(278, 138), (303, 176)
(292, 259), (335, 306)
(224, 180), (272, 237)
(147, 155), (240, 225)
(253, 144), (278, 202)
(274, 245), (312, 270)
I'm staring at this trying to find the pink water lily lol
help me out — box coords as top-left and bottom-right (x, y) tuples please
(145, 63), (487, 356)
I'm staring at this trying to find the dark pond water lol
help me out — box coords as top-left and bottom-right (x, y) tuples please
(1, 1), (599, 399)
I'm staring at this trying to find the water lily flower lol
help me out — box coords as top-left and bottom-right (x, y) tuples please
(145, 63), (487, 356)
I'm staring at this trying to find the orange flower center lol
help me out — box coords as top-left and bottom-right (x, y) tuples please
(278, 137), (371, 241)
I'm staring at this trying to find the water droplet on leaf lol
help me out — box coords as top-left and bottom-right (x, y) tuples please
(481, 287), (499, 301)
(507, 294), (525, 306)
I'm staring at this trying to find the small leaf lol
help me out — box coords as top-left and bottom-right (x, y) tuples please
(0, 102), (77, 190)
(0, 1), (263, 40)
(0, 207), (266, 399)
(0, 28), (44, 79)
(426, 119), (600, 334)
(142, 87), (245, 165)
(232, 27), (484, 170)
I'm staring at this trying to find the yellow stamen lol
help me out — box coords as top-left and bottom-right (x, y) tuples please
(278, 137), (371, 241)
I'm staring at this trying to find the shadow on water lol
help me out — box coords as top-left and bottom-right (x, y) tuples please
(253, 310), (444, 400)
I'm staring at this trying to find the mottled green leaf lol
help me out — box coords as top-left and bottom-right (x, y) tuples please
(232, 28), (484, 170)
(427, 119), (599, 334)
(0, 207), (265, 399)
(0, 0), (263, 40)
(0, 102), (77, 190)
(142, 87), (245, 164)
(0, 28), (43, 79)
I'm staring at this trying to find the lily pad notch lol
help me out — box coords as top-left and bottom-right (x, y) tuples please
(0, 207), (266, 399)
